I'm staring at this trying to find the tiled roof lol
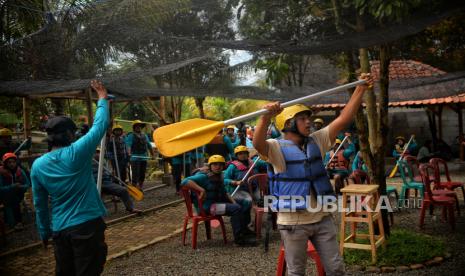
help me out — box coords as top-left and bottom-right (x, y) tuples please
(370, 60), (446, 80)
(309, 60), (465, 109)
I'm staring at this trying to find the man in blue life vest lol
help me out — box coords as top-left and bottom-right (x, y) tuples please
(181, 155), (257, 246)
(31, 80), (109, 276)
(125, 120), (155, 189)
(324, 137), (356, 194)
(0, 152), (30, 230)
(225, 125), (240, 148)
(224, 145), (267, 230)
(253, 73), (373, 276)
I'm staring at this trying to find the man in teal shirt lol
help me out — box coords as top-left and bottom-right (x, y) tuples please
(31, 80), (109, 276)
(181, 155), (256, 246)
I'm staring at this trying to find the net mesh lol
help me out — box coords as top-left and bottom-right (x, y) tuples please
(1, 0), (465, 101)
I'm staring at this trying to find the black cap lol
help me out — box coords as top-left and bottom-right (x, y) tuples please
(45, 116), (77, 134)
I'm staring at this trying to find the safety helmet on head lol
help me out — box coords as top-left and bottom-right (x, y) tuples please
(208, 155), (226, 165)
(234, 145), (249, 155)
(2, 152), (17, 162)
(395, 136), (405, 142)
(226, 125), (235, 130)
(275, 104), (312, 133)
(0, 128), (12, 137)
(132, 120), (146, 128)
(335, 139), (342, 145)
(112, 124), (123, 131)
(313, 118), (324, 124)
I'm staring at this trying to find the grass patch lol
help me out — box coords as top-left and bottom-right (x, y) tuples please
(343, 228), (445, 266)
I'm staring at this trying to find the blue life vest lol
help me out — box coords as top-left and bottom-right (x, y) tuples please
(268, 138), (334, 211)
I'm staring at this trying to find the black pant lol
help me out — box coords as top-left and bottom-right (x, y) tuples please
(52, 217), (107, 276)
(102, 183), (134, 211)
(172, 163), (191, 192)
(130, 160), (147, 187)
(111, 158), (128, 183)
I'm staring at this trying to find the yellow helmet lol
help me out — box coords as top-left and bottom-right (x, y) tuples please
(234, 145), (249, 155)
(335, 139), (342, 144)
(395, 136), (405, 142)
(275, 104), (312, 131)
(313, 118), (324, 124)
(112, 124), (123, 131)
(132, 120), (146, 128)
(208, 155), (226, 165)
(0, 128), (12, 136)
(226, 125), (235, 130)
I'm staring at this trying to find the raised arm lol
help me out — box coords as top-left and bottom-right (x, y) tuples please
(253, 102), (283, 158)
(328, 74), (373, 142)
(72, 81), (109, 163)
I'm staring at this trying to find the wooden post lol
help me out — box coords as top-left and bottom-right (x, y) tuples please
(457, 104), (463, 137)
(85, 88), (94, 126)
(437, 105), (443, 140)
(22, 97), (32, 154)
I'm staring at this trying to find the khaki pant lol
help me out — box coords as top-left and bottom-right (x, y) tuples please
(279, 215), (345, 276)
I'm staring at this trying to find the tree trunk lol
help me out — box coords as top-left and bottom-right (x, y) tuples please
(376, 44), (392, 236)
(195, 97), (206, 119)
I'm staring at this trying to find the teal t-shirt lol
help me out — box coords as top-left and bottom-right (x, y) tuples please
(31, 99), (109, 240)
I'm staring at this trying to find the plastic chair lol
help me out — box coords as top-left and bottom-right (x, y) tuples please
(397, 160), (424, 207)
(247, 173), (277, 238)
(180, 186), (227, 249)
(404, 156), (435, 184)
(419, 164), (456, 230)
(429, 158), (465, 201)
(276, 241), (325, 276)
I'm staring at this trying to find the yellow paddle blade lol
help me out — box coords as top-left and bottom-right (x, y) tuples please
(388, 164), (398, 178)
(127, 184), (144, 201)
(154, 118), (225, 157)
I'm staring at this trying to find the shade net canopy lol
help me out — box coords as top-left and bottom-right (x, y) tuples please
(1, 0), (465, 101)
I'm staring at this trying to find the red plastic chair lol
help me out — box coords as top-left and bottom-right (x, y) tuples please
(419, 164), (456, 230)
(429, 158), (465, 200)
(180, 186), (227, 249)
(247, 173), (277, 239)
(276, 241), (325, 276)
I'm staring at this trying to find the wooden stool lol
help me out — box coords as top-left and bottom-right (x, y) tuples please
(339, 184), (385, 263)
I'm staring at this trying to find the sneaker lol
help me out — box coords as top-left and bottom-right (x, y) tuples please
(242, 228), (257, 237)
(128, 208), (143, 214)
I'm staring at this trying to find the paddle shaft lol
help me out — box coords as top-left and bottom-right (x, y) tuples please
(96, 136), (107, 194)
(112, 137), (122, 180)
(92, 158), (131, 188)
(396, 135), (414, 161)
(325, 136), (349, 169)
(223, 80), (366, 126)
(13, 138), (29, 155)
(231, 157), (261, 197)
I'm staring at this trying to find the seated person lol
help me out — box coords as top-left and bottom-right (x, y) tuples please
(181, 155), (256, 246)
(324, 137), (355, 194)
(352, 151), (367, 172)
(417, 140), (439, 163)
(392, 135), (417, 158)
(92, 153), (141, 214)
(224, 146), (267, 222)
(0, 153), (30, 230)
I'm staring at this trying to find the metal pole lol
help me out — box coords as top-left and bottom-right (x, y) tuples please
(96, 135), (107, 194)
(112, 137), (122, 181)
(231, 157), (261, 197)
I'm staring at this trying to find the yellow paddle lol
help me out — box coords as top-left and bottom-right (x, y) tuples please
(154, 80), (366, 157)
(388, 135), (415, 178)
